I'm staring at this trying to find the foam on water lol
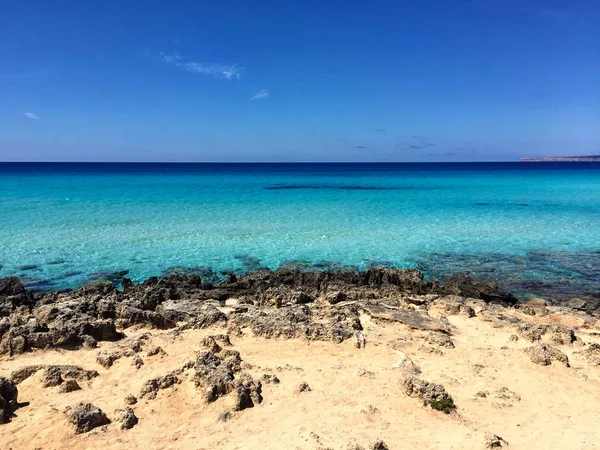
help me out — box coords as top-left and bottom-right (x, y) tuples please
(1, 162), (599, 298)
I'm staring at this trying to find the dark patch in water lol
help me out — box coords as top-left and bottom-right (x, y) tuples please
(234, 254), (266, 273)
(161, 266), (220, 284)
(86, 270), (129, 285)
(414, 249), (600, 301)
(364, 260), (396, 269)
(47, 259), (66, 265)
(266, 184), (421, 191)
(18, 264), (39, 271)
(475, 203), (529, 207)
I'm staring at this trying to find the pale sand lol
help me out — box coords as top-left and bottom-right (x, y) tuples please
(1, 310), (600, 449)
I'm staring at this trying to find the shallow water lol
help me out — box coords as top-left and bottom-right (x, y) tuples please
(1, 162), (599, 299)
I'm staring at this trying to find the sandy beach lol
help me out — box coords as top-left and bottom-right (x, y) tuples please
(1, 269), (600, 449)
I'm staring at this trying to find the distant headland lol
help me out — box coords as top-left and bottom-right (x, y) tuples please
(520, 155), (600, 162)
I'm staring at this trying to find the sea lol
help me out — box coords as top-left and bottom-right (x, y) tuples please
(1, 162), (599, 300)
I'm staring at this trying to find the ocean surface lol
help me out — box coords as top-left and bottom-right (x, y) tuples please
(1, 162), (599, 300)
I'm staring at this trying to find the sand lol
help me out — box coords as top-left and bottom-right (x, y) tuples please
(1, 308), (600, 450)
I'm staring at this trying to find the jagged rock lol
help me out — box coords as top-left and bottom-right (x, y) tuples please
(67, 403), (110, 433)
(297, 382), (311, 393)
(132, 356), (144, 369)
(59, 379), (81, 393)
(11, 364), (98, 384)
(425, 331), (455, 349)
(260, 374), (280, 384)
(371, 441), (389, 450)
(190, 350), (261, 410)
(517, 323), (578, 346)
(41, 366), (63, 387)
(509, 335), (519, 342)
(326, 291), (348, 305)
(578, 343), (600, 366)
(147, 346), (167, 357)
(201, 335), (222, 353)
(0, 377), (19, 424)
(139, 374), (180, 400)
(360, 303), (450, 333)
(124, 395), (137, 405)
(485, 434), (509, 448)
(401, 376), (456, 413)
(96, 351), (123, 369)
(524, 344), (570, 367)
(113, 407), (138, 430)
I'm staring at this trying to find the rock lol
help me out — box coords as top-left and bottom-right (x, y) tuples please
(201, 335), (222, 353)
(425, 331), (455, 349)
(359, 303), (450, 333)
(401, 376), (456, 413)
(132, 356), (144, 369)
(41, 366), (64, 387)
(578, 343), (600, 366)
(147, 346), (167, 357)
(0, 377), (19, 423)
(441, 275), (518, 305)
(217, 410), (232, 422)
(509, 335), (519, 342)
(371, 441), (389, 450)
(354, 331), (366, 349)
(524, 344), (570, 367)
(11, 364), (98, 385)
(485, 434), (509, 448)
(59, 379), (81, 393)
(139, 374), (180, 400)
(326, 291), (348, 305)
(97, 351), (122, 369)
(67, 403), (110, 433)
(113, 407), (138, 430)
(260, 374), (280, 384)
(297, 382), (311, 393)
(124, 395), (137, 405)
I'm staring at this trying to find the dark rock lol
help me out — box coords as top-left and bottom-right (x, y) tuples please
(325, 291), (348, 304)
(124, 395), (138, 405)
(0, 377), (18, 424)
(132, 356), (144, 369)
(113, 407), (138, 430)
(17, 265), (39, 271)
(371, 441), (389, 450)
(485, 434), (509, 448)
(297, 382), (311, 393)
(67, 403), (110, 433)
(260, 374), (280, 384)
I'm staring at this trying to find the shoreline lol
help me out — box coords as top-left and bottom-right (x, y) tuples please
(1, 267), (600, 448)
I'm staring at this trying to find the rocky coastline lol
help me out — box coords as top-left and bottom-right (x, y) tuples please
(1, 267), (599, 449)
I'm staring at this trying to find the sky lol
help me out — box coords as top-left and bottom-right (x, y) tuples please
(0, 0), (598, 162)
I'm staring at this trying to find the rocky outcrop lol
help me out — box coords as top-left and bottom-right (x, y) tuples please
(113, 407), (138, 430)
(0, 377), (19, 424)
(66, 403), (110, 433)
(524, 344), (570, 367)
(401, 376), (456, 413)
(11, 364), (98, 385)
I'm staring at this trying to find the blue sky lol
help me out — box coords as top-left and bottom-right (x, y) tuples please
(1, 0), (598, 162)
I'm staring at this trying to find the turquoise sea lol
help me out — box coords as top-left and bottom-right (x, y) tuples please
(1, 162), (599, 300)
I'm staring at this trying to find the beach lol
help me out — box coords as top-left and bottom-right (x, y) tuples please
(1, 268), (600, 449)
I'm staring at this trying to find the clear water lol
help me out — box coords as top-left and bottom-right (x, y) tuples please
(1, 163), (599, 299)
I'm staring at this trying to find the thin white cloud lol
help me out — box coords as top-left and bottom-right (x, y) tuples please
(24, 112), (42, 120)
(251, 89), (269, 100)
(160, 52), (243, 80)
